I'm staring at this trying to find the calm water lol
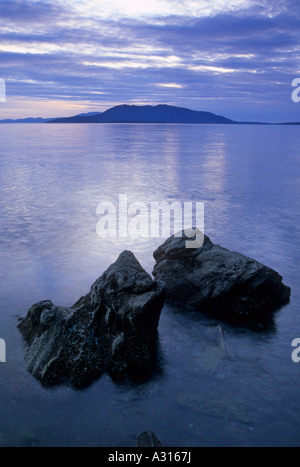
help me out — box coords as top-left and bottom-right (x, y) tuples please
(0, 123), (299, 447)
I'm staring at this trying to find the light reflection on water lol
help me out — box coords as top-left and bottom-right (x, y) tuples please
(0, 123), (300, 447)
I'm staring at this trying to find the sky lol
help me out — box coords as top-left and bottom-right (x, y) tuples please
(0, 0), (300, 122)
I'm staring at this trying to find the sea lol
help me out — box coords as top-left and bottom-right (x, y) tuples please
(0, 123), (299, 447)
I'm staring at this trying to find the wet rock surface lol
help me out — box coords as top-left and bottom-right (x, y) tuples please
(18, 251), (165, 388)
(153, 231), (291, 324)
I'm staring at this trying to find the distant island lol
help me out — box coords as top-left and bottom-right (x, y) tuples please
(0, 117), (51, 124)
(0, 104), (299, 125)
(49, 105), (236, 124)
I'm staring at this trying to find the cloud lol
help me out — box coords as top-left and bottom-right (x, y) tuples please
(0, 0), (67, 23)
(156, 83), (184, 88)
(0, 0), (300, 121)
(67, 0), (253, 20)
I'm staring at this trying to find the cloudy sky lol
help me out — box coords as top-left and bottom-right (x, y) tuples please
(0, 0), (300, 121)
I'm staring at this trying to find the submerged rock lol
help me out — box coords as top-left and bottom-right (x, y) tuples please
(18, 251), (165, 388)
(137, 431), (162, 447)
(177, 393), (252, 425)
(192, 325), (227, 375)
(153, 231), (291, 324)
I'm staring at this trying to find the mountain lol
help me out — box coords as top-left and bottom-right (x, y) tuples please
(0, 117), (52, 123)
(49, 104), (236, 124)
(0, 115), (100, 123)
(76, 112), (102, 118)
(1, 105), (300, 125)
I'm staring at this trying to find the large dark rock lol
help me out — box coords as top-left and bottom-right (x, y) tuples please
(153, 231), (291, 324)
(18, 251), (165, 388)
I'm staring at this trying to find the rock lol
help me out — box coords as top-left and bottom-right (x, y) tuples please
(137, 431), (162, 447)
(177, 393), (253, 425)
(153, 231), (291, 324)
(18, 251), (165, 388)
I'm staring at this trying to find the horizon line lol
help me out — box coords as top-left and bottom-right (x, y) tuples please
(0, 103), (299, 125)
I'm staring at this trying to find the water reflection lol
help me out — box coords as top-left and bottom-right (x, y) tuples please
(0, 124), (299, 446)
(202, 133), (227, 193)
